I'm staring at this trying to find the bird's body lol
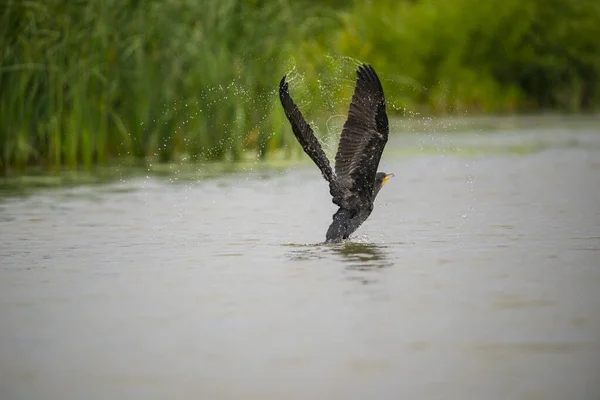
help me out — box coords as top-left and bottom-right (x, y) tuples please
(279, 64), (393, 243)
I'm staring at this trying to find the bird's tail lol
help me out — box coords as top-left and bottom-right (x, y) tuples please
(325, 208), (354, 243)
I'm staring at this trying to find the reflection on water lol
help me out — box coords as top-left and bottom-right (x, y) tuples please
(284, 243), (328, 262)
(284, 241), (393, 270)
(330, 242), (394, 269)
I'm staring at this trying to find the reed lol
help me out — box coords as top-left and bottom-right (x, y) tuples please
(0, 0), (339, 172)
(1, 0), (598, 173)
(336, 0), (600, 115)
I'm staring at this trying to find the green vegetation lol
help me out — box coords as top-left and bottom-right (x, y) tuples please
(1, 0), (599, 173)
(0, 0), (337, 172)
(337, 0), (600, 114)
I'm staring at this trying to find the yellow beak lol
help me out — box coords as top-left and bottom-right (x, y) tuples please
(382, 173), (395, 186)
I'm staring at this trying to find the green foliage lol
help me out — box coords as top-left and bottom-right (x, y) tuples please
(1, 0), (599, 172)
(336, 0), (600, 114)
(0, 0), (339, 172)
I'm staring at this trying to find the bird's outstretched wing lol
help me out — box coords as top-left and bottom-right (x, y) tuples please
(333, 64), (389, 209)
(279, 76), (335, 184)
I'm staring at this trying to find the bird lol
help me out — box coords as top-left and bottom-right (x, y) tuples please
(279, 63), (393, 243)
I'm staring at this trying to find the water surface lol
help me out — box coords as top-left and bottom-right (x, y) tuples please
(1, 116), (600, 399)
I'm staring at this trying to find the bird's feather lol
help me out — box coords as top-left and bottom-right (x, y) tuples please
(278, 76), (336, 184)
(333, 64), (389, 210)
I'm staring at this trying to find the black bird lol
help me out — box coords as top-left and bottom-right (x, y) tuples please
(279, 64), (393, 243)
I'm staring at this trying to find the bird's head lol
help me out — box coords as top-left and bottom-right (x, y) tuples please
(373, 172), (394, 199)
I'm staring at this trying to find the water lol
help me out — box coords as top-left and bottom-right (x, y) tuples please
(1, 116), (600, 399)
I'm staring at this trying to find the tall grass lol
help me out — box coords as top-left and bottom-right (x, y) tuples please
(335, 0), (600, 115)
(1, 0), (599, 173)
(0, 0), (339, 172)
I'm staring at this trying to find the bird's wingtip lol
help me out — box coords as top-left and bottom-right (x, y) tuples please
(279, 75), (289, 97)
(357, 63), (375, 79)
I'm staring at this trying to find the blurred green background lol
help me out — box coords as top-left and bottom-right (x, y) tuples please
(1, 0), (599, 173)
